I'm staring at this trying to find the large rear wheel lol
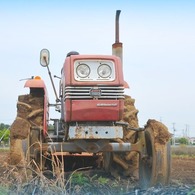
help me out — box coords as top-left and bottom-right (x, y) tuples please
(103, 95), (139, 177)
(139, 120), (171, 188)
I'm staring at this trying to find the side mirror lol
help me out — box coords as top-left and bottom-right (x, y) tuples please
(40, 49), (50, 67)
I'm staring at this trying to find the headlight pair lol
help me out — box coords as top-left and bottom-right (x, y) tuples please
(76, 63), (112, 78)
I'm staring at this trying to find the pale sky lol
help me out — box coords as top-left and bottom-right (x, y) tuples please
(0, 0), (195, 137)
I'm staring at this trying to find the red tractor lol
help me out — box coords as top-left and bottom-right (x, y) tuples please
(10, 10), (171, 188)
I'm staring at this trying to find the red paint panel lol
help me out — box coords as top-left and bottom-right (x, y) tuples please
(70, 100), (123, 122)
(24, 79), (46, 88)
(64, 99), (71, 122)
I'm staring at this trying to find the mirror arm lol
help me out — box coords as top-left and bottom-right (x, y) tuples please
(44, 57), (60, 103)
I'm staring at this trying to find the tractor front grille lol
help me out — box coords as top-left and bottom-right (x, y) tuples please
(64, 86), (124, 100)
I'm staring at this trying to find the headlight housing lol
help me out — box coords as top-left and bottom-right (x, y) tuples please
(74, 60), (115, 81)
(97, 64), (112, 78)
(76, 64), (90, 78)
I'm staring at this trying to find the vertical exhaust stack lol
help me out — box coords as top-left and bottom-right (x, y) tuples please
(112, 10), (123, 66)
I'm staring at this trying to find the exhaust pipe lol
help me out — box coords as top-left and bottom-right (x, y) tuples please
(112, 10), (123, 65)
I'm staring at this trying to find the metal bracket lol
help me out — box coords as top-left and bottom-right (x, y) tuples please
(115, 121), (144, 131)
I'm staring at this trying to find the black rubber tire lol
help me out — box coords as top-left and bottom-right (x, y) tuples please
(139, 127), (171, 188)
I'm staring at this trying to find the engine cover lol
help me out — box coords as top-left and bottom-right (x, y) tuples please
(64, 99), (124, 122)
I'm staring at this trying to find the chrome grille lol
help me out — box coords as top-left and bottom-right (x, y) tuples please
(64, 86), (124, 99)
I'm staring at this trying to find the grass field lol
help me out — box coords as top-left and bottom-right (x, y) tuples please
(171, 145), (195, 157)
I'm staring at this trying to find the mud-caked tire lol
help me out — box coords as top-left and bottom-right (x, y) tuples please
(10, 93), (45, 172)
(103, 95), (139, 178)
(139, 120), (171, 188)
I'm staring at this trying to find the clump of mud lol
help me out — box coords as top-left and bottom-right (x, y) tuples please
(123, 95), (139, 128)
(145, 119), (171, 144)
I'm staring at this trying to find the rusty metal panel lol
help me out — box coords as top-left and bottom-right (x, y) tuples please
(69, 125), (123, 139)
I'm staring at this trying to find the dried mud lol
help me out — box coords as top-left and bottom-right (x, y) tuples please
(145, 119), (171, 144)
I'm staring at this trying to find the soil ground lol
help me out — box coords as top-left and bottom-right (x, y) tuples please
(171, 156), (195, 185)
(0, 149), (195, 194)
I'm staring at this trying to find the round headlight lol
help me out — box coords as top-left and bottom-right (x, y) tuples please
(76, 64), (90, 78)
(98, 64), (112, 78)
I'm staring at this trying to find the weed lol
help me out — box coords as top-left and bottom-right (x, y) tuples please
(71, 172), (89, 185)
(188, 188), (195, 195)
(0, 186), (8, 195)
(97, 176), (109, 185)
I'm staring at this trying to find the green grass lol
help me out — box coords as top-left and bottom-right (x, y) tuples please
(0, 186), (9, 195)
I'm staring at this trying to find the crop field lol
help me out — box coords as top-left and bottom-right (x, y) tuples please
(0, 146), (195, 194)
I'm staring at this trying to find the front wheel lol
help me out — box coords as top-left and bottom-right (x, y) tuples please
(139, 120), (171, 188)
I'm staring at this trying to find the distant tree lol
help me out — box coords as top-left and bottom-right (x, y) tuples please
(0, 129), (10, 143)
(0, 123), (10, 144)
(178, 137), (189, 145)
(0, 123), (10, 130)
